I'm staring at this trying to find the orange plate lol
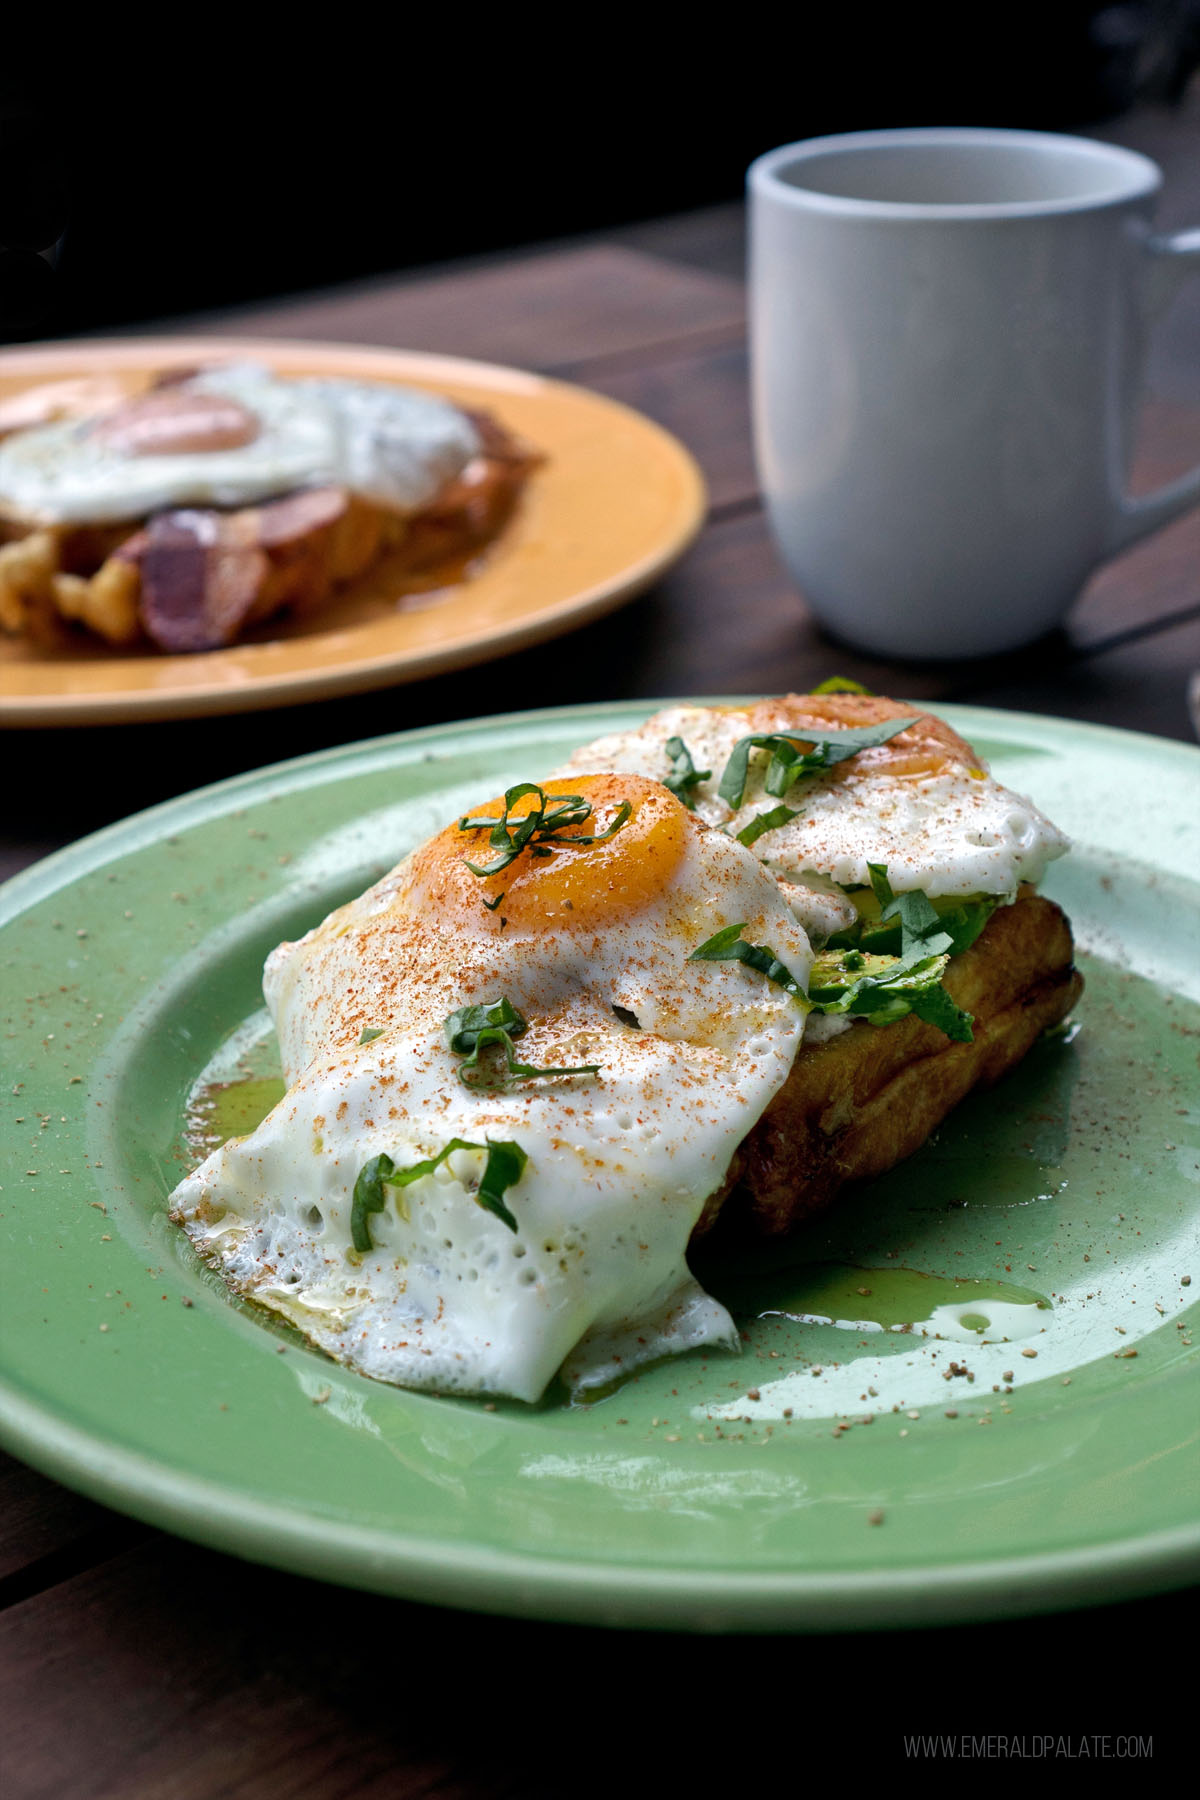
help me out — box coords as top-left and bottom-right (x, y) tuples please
(0, 338), (706, 726)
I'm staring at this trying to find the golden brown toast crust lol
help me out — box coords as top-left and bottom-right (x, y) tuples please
(697, 892), (1082, 1241)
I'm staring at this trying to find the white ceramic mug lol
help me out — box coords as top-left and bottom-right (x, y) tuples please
(748, 127), (1200, 659)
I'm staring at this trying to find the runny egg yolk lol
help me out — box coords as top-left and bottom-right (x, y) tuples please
(736, 694), (978, 782)
(412, 773), (689, 932)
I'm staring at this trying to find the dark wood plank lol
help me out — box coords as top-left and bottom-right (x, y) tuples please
(1076, 485), (1200, 648)
(0, 506), (992, 888)
(0, 1534), (1185, 1798)
(0, 842), (62, 888)
(1095, 90), (1200, 405)
(574, 339), (753, 511)
(6, 519), (1186, 1625)
(2, 108), (1197, 1611)
(1, 497), (1195, 893)
(614, 103), (1200, 299)
(0, 1451), (133, 1587)
(955, 608), (1200, 741)
(578, 356), (1200, 643)
(614, 200), (747, 284)
(596, 506), (1200, 732)
(163, 245), (744, 373)
(605, 508), (962, 702)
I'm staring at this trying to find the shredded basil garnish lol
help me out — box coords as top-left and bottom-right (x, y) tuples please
(688, 922), (808, 1003)
(718, 716), (915, 809)
(444, 995), (525, 1051)
(939, 900), (998, 958)
(868, 863), (944, 945)
(351, 1137), (528, 1249)
(612, 1004), (640, 1029)
(457, 784), (632, 878)
(904, 981), (977, 1041)
(357, 1026), (385, 1045)
(868, 864), (973, 957)
(736, 803), (799, 848)
(828, 874), (998, 959)
(807, 945), (973, 1038)
(662, 735), (711, 809)
(443, 997), (600, 1087)
(350, 1154), (393, 1252)
(808, 863), (975, 1040)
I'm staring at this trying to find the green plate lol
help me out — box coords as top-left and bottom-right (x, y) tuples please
(1, 703), (1197, 1631)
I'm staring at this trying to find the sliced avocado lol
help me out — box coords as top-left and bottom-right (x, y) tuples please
(827, 887), (1000, 958)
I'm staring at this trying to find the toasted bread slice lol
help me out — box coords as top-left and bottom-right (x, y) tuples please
(696, 891), (1082, 1241)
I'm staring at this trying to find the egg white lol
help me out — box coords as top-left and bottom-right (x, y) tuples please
(0, 364), (480, 526)
(554, 703), (1070, 930)
(170, 797), (813, 1402)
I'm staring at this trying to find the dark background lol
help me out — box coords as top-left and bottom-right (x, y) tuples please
(4, 3), (1200, 344)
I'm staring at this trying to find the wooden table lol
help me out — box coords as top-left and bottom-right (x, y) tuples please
(3, 106), (1197, 1786)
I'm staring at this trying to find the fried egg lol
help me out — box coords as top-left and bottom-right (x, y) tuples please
(554, 697), (1069, 942)
(169, 774), (813, 1402)
(0, 363), (480, 526)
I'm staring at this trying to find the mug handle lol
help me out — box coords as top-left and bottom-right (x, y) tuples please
(1105, 225), (1200, 555)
